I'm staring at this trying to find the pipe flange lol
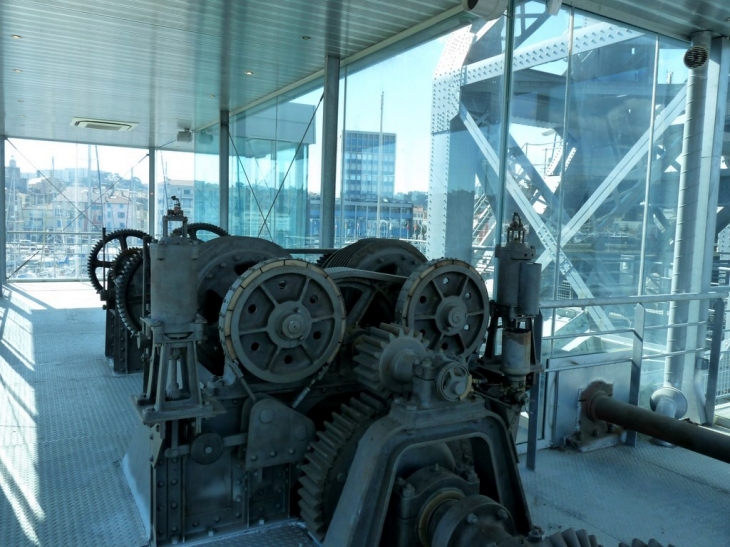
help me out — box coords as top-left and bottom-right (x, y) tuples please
(578, 380), (613, 422)
(650, 387), (688, 419)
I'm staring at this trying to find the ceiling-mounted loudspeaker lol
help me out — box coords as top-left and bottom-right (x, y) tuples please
(683, 45), (709, 69)
(461, 0), (509, 21)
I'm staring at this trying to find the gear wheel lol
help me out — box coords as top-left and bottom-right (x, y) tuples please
(618, 540), (673, 547)
(395, 258), (490, 357)
(542, 528), (601, 547)
(171, 222), (229, 241)
(115, 252), (146, 333)
(111, 248), (142, 279)
(298, 393), (386, 540)
(353, 323), (429, 396)
(86, 229), (148, 293)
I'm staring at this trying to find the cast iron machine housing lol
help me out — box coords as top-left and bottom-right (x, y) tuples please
(113, 209), (665, 546)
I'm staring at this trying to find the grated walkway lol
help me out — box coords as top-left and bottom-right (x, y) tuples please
(0, 283), (727, 547)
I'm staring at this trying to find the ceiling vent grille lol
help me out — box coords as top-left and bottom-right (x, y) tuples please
(70, 117), (138, 131)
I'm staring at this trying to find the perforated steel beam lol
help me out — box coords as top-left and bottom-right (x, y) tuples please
(464, 22), (643, 86)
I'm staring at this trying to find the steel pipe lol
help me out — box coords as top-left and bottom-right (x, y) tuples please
(586, 389), (730, 464)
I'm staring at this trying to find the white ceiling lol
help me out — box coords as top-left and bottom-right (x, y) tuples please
(1, 0), (729, 151)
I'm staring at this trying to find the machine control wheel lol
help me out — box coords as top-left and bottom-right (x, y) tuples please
(86, 229), (148, 293)
(395, 259), (489, 357)
(219, 258), (346, 383)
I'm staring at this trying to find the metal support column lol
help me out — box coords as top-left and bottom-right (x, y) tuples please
(0, 136), (6, 287)
(148, 147), (155, 236)
(665, 33), (729, 421)
(320, 55), (340, 248)
(219, 110), (230, 232)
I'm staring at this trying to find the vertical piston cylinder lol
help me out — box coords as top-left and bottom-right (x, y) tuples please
(517, 262), (541, 317)
(150, 238), (200, 326)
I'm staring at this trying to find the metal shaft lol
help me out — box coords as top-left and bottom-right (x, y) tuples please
(588, 391), (730, 464)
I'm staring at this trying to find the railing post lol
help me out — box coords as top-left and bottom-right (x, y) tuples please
(526, 312), (543, 470)
(626, 303), (646, 446)
(705, 298), (723, 424)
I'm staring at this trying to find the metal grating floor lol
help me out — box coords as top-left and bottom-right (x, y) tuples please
(0, 282), (728, 547)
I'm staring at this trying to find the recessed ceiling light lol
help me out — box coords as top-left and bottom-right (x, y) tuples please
(20, 115), (25, 118)
(11, 35), (21, 39)
(245, 71), (253, 75)
(302, 35), (311, 40)
(13, 68), (22, 73)
(209, 94), (216, 98)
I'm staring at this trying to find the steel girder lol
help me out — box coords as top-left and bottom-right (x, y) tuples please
(534, 86), (687, 267)
(460, 104), (615, 330)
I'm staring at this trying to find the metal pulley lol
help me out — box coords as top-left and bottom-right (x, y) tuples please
(219, 258), (346, 383)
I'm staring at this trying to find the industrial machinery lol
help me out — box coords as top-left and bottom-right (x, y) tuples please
(90, 208), (669, 546)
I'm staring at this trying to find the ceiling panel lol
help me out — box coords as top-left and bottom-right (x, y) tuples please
(1, 0), (461, 149)
(1, 0), (729, 151)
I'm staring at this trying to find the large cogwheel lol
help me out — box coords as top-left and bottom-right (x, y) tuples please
(86, 229), (148, 293)
(353, 323), (429, 396)
(115, 252), (146, 333)
(298, 393), (386, 540)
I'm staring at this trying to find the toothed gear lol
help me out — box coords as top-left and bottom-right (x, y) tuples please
(111, 248), (142, 279)
(395, 258), (490, 357)
(619, 540), (673, 547)
(171, 222), (229, 241)
(298, 393), (386, 540)
(115, 252), (146, 334)
(353, 323), (429, 396)
(543, 528), (601, 547)
(86, 229), (148, 293)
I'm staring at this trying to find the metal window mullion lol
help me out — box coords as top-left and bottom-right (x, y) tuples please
(638, 37), (661, 296)
(219, 109), (230, 232)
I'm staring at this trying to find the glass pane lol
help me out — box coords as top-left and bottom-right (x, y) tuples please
(5, 139), (149, 281)
(340, 28), (460, 259)
(230, 93), (321, 248)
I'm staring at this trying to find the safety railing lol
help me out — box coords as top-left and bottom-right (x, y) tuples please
(524, 290), (729, 470)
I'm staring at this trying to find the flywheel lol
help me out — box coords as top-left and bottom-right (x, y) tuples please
(219, 258), (346, 383)
(395, 258), (490, 357)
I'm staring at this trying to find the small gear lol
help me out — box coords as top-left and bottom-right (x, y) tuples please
(353, 323), (429, 396)
(298, 393), (386, 540)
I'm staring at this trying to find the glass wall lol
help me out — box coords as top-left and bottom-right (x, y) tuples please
(4, 139), (150, 280)
(229, 93), (322, 248)
(479, 5), (690, 363)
